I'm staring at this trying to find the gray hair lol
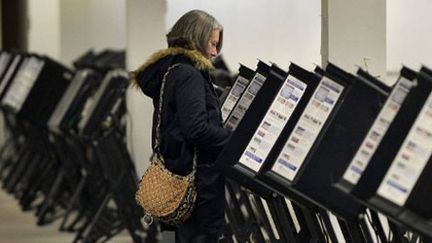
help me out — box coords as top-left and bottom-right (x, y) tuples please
(166, 10), (223, 55)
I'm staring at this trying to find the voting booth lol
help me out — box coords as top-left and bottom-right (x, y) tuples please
(1, 55), (73, 129)
(336, 66), (417, 199)
(47, 70), (101, 135)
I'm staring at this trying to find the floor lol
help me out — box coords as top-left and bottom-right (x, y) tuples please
(0, 188), (175, 243)
(0, 124), (175, 243)
(0, 188), (77, 243)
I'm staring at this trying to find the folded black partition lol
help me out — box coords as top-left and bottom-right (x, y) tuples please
(335, 67), (417, 199)
(0, 54), (27, 102)
(361, 67), (432, 238)
(0, 55), (73, 127)
(77, 69), (129, 139)
(47, 69), (101, 135)
(73, 49), (125, 73)
(220, 64), (255, 122)
(224, 60), (271, 129)
(0, 51), (13, 79)
(90, 49), (126, 72)
(259, 64), (392, 220)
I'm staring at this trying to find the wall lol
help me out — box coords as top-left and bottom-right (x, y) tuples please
(25, 0), (127, 66)
(0, 1), (2, 49)
(166, 0), (321, 72)
(387, 0), (432, 73)
(27, 0), (60, 59)
(325, 0), (387, 84)
(59, 0), (126, 66)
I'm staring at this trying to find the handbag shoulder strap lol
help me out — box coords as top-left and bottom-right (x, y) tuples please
(154, 63), (197, 177)
(153, 63), (180, 152)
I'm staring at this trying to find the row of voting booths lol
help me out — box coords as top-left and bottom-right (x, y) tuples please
(0, 46), (431, 243)
(0, 50), (158, 243)
(216, 59), (432, 242)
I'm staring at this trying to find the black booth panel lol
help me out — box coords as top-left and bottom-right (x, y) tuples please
(237, 68), (312, 173)
(0, 55), (73, 127)
(405, 153), (432, 218)
(234, 63), (319, 176)
(47, 69), (101, 135)
(371, 71), (432, 217)
(344, 69), (422, 201)
(17, 57), (74, 127)
(0, 54), (24, 101)
(217, 67), (291, 200)
(218, 68), (285, 172)
(224, 61), (271, 131)
(1, 56), (39, 112)
(220, 64), (255, 122)
(295, 73), (389, 218)
(0, 52), (12, 79)
(266, 74), (347, 182)
(336, 68), (416, 194)
(404, 69), (432, 218)
(260, 63), (353, 185)
(77, 69), (129, 139)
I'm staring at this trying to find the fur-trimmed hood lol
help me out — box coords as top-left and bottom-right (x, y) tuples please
(131, 47), (214, 99)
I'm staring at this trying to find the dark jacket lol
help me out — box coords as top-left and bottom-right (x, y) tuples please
(133, 47), (231, 234)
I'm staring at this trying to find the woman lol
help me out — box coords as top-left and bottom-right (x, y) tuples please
(132, 10), (231, 243)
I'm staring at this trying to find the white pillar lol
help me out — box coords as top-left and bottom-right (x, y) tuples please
(323, 0), (387, 84)
(126, 0), (167, 176)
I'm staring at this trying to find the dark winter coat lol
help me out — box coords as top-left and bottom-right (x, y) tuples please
(132, 47), (231, 234)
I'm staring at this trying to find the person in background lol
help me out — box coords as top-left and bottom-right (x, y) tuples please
(132, 9), (231, 243)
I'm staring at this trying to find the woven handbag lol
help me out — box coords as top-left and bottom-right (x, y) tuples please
(135, 64), (197, 226)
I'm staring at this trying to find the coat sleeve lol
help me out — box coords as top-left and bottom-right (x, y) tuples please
(173, 66), (231, 149)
